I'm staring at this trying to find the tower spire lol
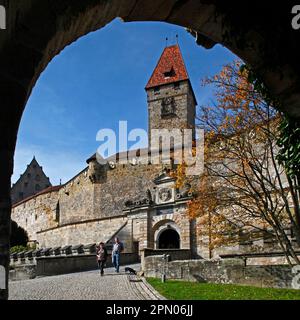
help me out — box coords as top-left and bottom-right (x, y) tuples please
(145, 44), (189, 89)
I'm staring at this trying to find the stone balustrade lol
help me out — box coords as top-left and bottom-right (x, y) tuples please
(32, 249), (43, 258)
(50, 247), (61, 256)
(61, 245), (72, 256)
(83, 243), (96, 254)
(71, 244), (84, 255)
(24, 250), (34, 264)
(10, 243), (100, 266)
(40, 248), (51, 257)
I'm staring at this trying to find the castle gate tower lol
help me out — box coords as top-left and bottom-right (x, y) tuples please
(145, 44), (197, 149)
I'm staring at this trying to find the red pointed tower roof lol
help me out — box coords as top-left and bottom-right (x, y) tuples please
(146, 44), (190, 89)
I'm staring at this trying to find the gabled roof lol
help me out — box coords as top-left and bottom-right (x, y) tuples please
(12, 156), (51, 189)
(145, 44), (190, 89)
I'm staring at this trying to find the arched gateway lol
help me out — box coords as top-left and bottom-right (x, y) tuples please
(158, 228), (180, 249)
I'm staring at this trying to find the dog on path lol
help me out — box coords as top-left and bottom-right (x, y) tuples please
(124, 267), (137, 275)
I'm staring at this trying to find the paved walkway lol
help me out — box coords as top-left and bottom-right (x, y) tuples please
(9, 264), (164, 300)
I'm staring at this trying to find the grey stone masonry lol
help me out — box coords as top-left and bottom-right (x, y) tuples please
(147, 80), (196, 148)
(143, 256), (296, 289)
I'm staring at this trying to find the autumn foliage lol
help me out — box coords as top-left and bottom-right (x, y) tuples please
(174, 61), (300, 264)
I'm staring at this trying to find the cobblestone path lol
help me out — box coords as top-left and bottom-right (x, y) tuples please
(9, 264), (164, 300)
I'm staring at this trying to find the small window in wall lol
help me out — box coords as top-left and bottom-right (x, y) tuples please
(174, 82), (180, 90)
(19, 192), (24, 199)
(24, 182), (28, 188)
(55, 202), (60, 222)
(35, 184), (41, 191)
(154, 86), (160, 95)
(36, 174), (40, 181)
(27, 173), (31, 179)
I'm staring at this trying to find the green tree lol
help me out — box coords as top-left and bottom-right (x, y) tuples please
(10, 221), (28, 247)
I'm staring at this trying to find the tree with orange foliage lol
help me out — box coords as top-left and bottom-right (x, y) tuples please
(176, 61), (300, 264)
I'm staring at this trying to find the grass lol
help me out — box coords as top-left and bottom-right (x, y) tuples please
(147, 278), (300, 300)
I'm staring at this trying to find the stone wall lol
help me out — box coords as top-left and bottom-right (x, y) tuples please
(36, 253), (139, 276)
(220, 251), (300, 266)
(37, 216), (129, 249)
(59, 169), (94, 225)
(141, 248), (191, 270)
(12, 161), (163, 248)
(143, 256), (296, 289)
(9, 265), (36, 282)
(12, 188), (60, 241)
(93, 162), (161, 219)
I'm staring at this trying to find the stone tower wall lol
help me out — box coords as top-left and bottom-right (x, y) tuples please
(147, 80), (196, 147)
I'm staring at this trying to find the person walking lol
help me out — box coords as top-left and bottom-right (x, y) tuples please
(112, 237), (124, 273)
(96, 242), (108, 276)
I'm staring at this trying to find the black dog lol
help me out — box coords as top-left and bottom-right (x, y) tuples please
(125, 267), (137, 275)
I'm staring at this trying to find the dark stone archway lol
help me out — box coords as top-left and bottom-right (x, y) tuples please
(0, 0), (299, 299)
(158, 229), (180, 249)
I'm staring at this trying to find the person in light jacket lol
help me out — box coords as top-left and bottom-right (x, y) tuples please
(112, 237), (124, 273)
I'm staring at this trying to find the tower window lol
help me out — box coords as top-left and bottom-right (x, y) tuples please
(174, 82), (180, 90)
(154, 86), (160, 95)
(35, 184), (41, 191)
(55, 202), (60, 222)
(161, 97), (176, 118)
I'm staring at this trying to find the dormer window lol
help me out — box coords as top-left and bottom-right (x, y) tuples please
(163, 66), (175, 79)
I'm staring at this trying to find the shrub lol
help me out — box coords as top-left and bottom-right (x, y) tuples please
(10, 220), (29, 247)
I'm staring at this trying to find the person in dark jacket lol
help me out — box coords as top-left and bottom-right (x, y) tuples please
(96, 242), (108, 276)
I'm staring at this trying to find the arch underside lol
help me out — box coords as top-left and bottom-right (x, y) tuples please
(0, 0), (300, 299)
(158, 228), (180, 249)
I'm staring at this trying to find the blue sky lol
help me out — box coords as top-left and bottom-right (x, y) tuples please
(12, 19), (237, 186)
